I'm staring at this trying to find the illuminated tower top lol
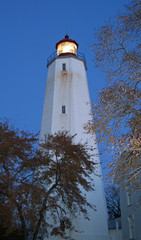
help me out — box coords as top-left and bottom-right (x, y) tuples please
(56, 34), (79, 56)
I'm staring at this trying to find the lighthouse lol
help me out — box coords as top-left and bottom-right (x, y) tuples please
(40, 35), (109, 240)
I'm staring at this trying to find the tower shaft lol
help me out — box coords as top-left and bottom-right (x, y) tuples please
(40, 41), (109, 240)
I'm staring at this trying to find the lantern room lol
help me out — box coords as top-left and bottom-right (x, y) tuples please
(56, 35), (79, 56)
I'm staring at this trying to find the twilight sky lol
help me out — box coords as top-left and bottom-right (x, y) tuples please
(0, 0), (129, 172)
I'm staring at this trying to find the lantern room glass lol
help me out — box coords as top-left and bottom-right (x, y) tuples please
(57, 41), (77, 56)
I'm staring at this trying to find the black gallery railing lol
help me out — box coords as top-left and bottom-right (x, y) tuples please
(47, 51), (86, 67)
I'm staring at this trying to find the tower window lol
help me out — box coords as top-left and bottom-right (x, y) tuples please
(62, 106), (66, 114)
(62, 63), (66, 71)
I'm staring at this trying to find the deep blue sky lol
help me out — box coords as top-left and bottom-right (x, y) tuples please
(0, 0), (129, 131)
(0, 0), (130, 177)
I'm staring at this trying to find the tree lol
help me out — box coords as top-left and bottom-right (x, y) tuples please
(0, 120), (96, 240)
(86, 0), (141, 187)
(0, 119), (39, 240)
(0, 224), (23, 240)
(105, 184), (121, 220)
(33, 131), (96, 240)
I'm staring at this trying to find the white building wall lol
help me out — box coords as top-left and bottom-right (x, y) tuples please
(120, 188), (141, 240)
(40, 55), (109, 240)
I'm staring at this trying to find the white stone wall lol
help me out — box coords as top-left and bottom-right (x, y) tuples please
(40, 55), (109, 240)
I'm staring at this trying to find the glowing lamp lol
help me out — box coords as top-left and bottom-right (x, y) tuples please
(56, 35), (78, 56)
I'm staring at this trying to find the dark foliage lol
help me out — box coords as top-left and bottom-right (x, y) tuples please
(0, 120), (97, 240)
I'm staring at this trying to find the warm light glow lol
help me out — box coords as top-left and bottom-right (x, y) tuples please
(57, 42), (77, 56)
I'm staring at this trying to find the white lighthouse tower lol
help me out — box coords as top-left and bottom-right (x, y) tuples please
(40, 35), (109, 240)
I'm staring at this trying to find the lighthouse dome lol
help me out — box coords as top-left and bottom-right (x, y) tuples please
(56, 35), (79, 56)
